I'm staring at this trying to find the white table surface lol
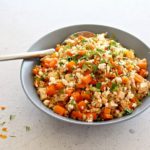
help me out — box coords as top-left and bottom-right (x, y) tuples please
(0, 0), (150, 149)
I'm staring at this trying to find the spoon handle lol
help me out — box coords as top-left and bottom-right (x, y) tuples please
(0, 49), (55, 61)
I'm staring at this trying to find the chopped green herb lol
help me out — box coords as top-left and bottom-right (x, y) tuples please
(96, 82), (102, 89)
(70, 100), (76, 106)
(90, 86), (100, 92)
(81, 39), (87, 43)
(80, 55), (88, 60)
(118, 61), (124, 66)
(96, 48), (105, 53)
(25, 126), (31, 132)
(59, 89), (64, 94)
(59, 62), (64, 66)
(112, 50), (118, 57)
(91, 73), (95, 78)
(73, 55), (79, 63)
(100, 59), (106, 63)
(88, 51), (99, 57)
(130, 62), (135, 66)
(85, 91), (91, 94)
(67, 55), (79, 63)
(10, 115), (16, 121)
(92, 64), (98, 73)
(69, 74), (73, 77)
(0, 122), (6, 126)
(82, 64), (89, 70)
(109, 34), (117, 40)
(148, 92), (150, 96)
(137, 100), (142, 106)
(67, 56), (72, 61)
(95, 117), (102, 121)
(72, 33), (78, 37)
(10, 135), (16, 138)
(41, 73), (48, 80)
(110, 83), (118, 92)
(64, 45), (71, 50)
(110, 40), (117, 47)
(34, 76), (40, 81)
(123, 109), (133, 115)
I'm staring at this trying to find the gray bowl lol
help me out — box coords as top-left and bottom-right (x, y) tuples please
(20, 24), (150, 125)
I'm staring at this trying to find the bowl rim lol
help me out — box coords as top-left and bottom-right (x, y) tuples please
(20, 24), (150, 125)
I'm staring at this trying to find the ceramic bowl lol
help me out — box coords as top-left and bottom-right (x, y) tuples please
(20, 24), (150, 125)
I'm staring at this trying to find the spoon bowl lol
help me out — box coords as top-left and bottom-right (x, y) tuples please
(0, 31), (95, 61)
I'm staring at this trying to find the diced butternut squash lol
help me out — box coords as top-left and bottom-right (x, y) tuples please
(78, 35), (84, 40)
(78, 60), (85, 68)
(122, 76), (129, 84)
(102, 114), (113, 120)
(82, 75), (92, 84)
(101, 107), (113, 120)
(77, 101), (86, 111)
(105, 73), (116, 79)
(78, 50), (86, 56)
(43, 58), (57, 68)
(130, 97), (138, 103)
(83, 70), (92, 76)
(66, 51), (73, 56)
(100, 84), (106, 92)
(32, 67), (39, 75)
(71, 111), (83, 120)
(81, 91), (91, 100)
(66, 61), (76, 71)
(55, 44), (61, 52)
(138, 59), (147, 69)
(76, 83), (86, 89)
(126, 64), (134, 71)
(139, 69), (148, 77)
(86, 112), (97, 121)
(109, 58), (117, 66)
(91, 79), (97, 85)
(71, 91), (83, 102)
(117, 66), (123, 75)
(53, 105), (66, 116)
(65, 88), (74, 96)
(134, 74), (144, 83)
(103, 107), (111, 114)
(46, 85), (57, 96)
(125, 50), (135, 58)
(55, 82), (64, 90)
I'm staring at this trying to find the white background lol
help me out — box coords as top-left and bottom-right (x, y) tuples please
(0, 0), (150, 150)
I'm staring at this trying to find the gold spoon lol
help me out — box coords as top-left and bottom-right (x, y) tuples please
(0, 31), (95, 61)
